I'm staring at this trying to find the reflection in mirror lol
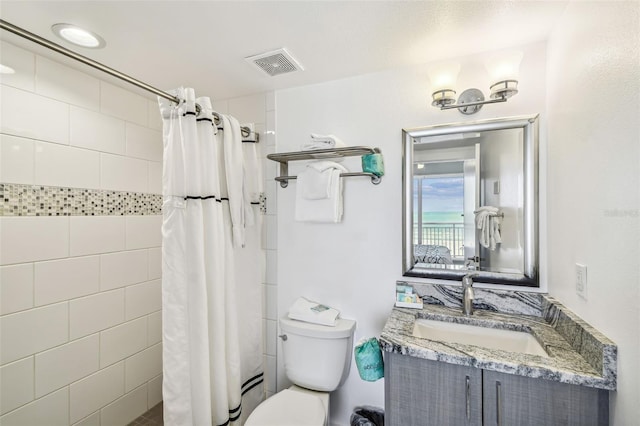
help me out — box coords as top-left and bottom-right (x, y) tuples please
(402, 115), (539, 286)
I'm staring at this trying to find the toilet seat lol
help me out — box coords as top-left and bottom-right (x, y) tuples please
(245, 388), (326, 426)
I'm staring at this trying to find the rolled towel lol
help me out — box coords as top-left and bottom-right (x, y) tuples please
(301, 133), (345, 151)
(288, 297), (340, 326)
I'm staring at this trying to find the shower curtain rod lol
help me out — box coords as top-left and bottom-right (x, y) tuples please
(0, 19), (257, 140)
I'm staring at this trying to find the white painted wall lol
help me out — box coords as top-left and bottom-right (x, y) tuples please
(275, 41), (548, 425)
(545, 2), (640, 423)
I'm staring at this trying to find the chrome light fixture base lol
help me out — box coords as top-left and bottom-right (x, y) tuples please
(457, 88), (485, 115)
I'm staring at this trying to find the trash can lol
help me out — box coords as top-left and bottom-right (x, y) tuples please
(350, 405), (384, 426)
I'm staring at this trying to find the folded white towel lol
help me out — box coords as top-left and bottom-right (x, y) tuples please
(288, 297), (340, 326)
(301, 133), (345, 151)
(474, 206), (502, 250)
(295, 161), (347, 223)
(300, 161), (347, 200)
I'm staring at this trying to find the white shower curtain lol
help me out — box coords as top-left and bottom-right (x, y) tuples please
(159, 88), (263, 426)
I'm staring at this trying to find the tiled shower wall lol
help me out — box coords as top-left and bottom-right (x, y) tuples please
(0, 41), (163, 425)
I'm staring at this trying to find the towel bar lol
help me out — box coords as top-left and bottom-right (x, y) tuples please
(275, 172), (381, 188)
(267, 146), (383, 188)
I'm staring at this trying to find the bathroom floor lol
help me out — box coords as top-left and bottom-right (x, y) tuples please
(127, 402), (163, 426)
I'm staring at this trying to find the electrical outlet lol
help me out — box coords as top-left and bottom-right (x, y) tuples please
(576, 264), (588, 300)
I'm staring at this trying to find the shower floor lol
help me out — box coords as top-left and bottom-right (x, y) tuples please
(127, 402), (163, 426)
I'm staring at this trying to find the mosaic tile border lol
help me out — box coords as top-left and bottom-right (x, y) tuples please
(0, 183), (162, 216)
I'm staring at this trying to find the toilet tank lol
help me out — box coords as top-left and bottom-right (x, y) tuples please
(279, 317), (356, 392)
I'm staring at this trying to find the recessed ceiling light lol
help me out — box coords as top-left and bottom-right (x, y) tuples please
(0, 64), (16, 74)
(51, 23), (105, 49)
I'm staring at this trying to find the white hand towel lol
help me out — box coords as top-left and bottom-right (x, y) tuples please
(288, 297), (340, 326)
(300, 161), (347, 200)
(295, 161), (347, 223)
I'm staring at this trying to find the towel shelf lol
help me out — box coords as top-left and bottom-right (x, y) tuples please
(267, 146), (383, 188)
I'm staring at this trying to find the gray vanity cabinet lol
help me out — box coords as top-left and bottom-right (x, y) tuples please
(385, 353), (609, 426)
(385, 352), (483, 425)
(482, 370), (609, 426)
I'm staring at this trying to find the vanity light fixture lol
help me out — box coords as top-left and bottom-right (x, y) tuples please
(51, 23), (105, 49)
(428, 51), (523, 115)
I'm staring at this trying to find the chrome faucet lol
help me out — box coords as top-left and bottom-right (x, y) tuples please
(462, 274), (476, 315)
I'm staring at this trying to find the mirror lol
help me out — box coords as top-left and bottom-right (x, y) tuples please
(402, 115), (539, 286)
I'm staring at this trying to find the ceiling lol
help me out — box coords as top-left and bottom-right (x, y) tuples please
(0, 1), (569, 101)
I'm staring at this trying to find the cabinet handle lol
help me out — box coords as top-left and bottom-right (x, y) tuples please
(465, 375), (471, 421)
(496, 381), (502, 426)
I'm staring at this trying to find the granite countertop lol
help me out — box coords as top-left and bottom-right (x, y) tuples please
(379, 284), (617, 391)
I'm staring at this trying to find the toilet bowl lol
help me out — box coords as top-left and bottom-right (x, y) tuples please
(245, 316), (356, 426)
(245, 385), (328, 426)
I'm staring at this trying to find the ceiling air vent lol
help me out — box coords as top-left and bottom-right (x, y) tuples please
(245, 48), (304, 77)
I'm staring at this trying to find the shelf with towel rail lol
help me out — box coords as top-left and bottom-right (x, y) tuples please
(267, 146), (383, 188)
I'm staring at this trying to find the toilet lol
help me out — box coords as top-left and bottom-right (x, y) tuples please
(245, 316), (356, 426)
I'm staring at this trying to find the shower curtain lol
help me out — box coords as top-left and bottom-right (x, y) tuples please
(159, 88), (263, 426)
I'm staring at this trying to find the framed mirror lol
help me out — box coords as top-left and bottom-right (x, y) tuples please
(402, 115), (539, 286)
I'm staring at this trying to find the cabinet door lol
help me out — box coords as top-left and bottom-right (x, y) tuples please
(483, 370), (609, 426)
(385, 352), (482, 426)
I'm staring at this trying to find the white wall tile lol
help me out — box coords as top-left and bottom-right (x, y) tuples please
(124, 343), (161, 392)
(228, 94), (266, 124)
(34, 256), (99, 306)
(264, 284), (277, 321)
(70, 216), (125, 257)
(0, 357), (34, 415)
(99, 317), (146, 368)
(266, 110), (276, 146)
(265, 355), (276, 393)
(0, 41), (35, 91)
(34, 141), (100, 189)
(100, 384), (147, 426)
(69, 289), (125, 340)
(125, 215), (162, 250)
(265, 250), (277, 285)
(0, 85), (69, 145)
(72, 411), (100, 426)
(100, 153), (148, 193)
(0, 134), (34, 184)
(148, 161), (162, 194)
(0, 387), (68, 426)
(100, 81), (147, 126)
(125, 280), (161, 320)
(125, 123), (162, 161)
(100, 250), (148, 291)
(69, 361), (124, 423)
(0, 217), (69, 265)
(147, 374), (162, 408)
(147, 311), (162, 346)
(147, 100), (163, 131)
(147, 248), (161, 280)
(0, 302), (68, 365)
(70, 106), (125, 155)
(265, 181), (277, 215)
(0, 264), (33, 315)
(36, 56), (99, 110)
(35, 335), (99, 397)
(266, 91), (275, 112)
(265, 319), (276, 356)
(265, 215), (277, 250)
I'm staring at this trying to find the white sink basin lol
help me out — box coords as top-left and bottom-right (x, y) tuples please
(412, 318), (548, 357)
